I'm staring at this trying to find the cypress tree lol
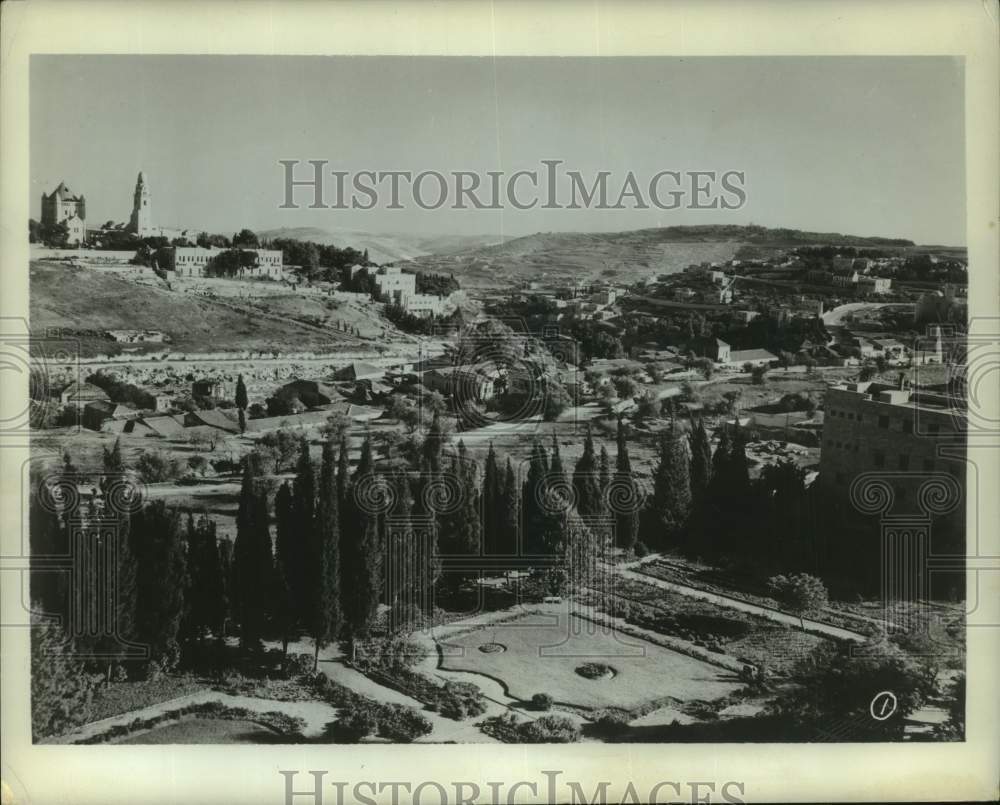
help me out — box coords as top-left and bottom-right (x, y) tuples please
(273, 481), (296, 654)
(133, 501), (187, 669)
(291, 440), (315, 621)
(234, 453), (272, 651)
(235, 374), (248, 411)
(452, 443), (482, 582)
(482, 442), (501, 554)
(598, 444), (611, 517)
(522, 440), (550, 554)
(689, 418), (713, 499)
(309, 438), (342, 669)
(422, 411), (444, 474)
(336, 433), (350, 536)
(549, 434), (567, 497)
(500, 457), (519, 558)
(641, 425), (692, 548)
(614, 424), (640, 551)
(572, 429), (603, 518)
(341, 436), (382, 639)
(182, 513), (225, 645)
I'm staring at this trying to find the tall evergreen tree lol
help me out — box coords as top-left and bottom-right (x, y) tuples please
(341, 436), (382, 639)
(290, 440), (316, 621)
(235, 374), (248, 411)
(336, 433), (351, 536)
(422, 411), (444, 474)
(641, 425), (692, 548)
(234, 453), (273, 651)
(689, 419), (713, 499)
(273, 481), (297, 654)
(613, 424), (640, 551)
(522, 440), (550, 554)
(449, 442), (482, 583)
(572, 429), (603, 518)
(549, 435), (567, 497)
(182, 513), (226, 645)
(482, 442), (501, 554)
(500, 457), (519, 558)
(598, 444), (611, 517)
(133, 501), (187, 669)
(309, 439), (342, 668)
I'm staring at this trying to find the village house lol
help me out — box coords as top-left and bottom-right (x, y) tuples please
(182, 409), (240, 434)
(832, 268), (860, 287)
(691, 337), (731, 363)
(56, 381), (109, 408)
(423, 365), (502, 402)
(857, 276), (892, 295)
(334, 362), (384, 382)
(82, 400), (139, 431)
(192, 377), (232, 400)
(726, 348), (778, 368)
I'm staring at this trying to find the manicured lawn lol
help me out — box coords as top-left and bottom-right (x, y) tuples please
(439, 612), (740, 711)
(116, 717), (280, 744)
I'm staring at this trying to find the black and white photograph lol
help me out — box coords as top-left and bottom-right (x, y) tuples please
(2, 2), (997, 804)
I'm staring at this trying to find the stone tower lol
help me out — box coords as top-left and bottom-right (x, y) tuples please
(128, 171), (153, 238)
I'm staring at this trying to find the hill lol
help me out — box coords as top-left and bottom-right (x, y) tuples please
(29, 260), (386, 357)
(257, 226), (497, 265)
(403, 224), (920, 289)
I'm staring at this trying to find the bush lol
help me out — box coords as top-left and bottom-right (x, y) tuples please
(575, 662), (615, 680)
(282, 652), (315, 679)
(519, 714), (581, 743)
(435, 681), (487, 720)
(328, 705), (379, 741)
(375, 704), (433, 742)
(633, 540), (650, 558)
(531, 693), (554, 711)
(136, 450), (182, 483)
(593, 709), (631, 732)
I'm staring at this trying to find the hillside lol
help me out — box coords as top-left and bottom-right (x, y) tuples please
(258, 226), (497, 265)
(29, 260), (381, 357)
(404, 224), (920, 289)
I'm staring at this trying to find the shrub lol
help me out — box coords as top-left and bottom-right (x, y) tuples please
(136, 450), (182, 483)
(575, 662), (615, 680)
(531, 693), (554, 711)
(520, 714), (581, 743)
(435, 681), (487, 720)
(375, 704), (433, 742)
(328, 705), (379, 741)
(282, 652), (315, 679)
(593, 709), (631, 732)
(633, 541), (650, 558)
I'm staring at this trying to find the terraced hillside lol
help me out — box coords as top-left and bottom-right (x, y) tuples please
(29, 260), (373, 356)
(407, 224), (918, 289)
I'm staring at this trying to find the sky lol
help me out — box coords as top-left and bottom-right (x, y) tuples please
(31, 55), (966, 245)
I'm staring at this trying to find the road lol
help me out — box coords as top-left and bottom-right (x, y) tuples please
(821, 301), (913, 327)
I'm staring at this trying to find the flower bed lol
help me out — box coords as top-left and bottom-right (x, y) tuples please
(75, 700), (306, 745)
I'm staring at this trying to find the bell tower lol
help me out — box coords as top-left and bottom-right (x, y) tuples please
(128, 171), (153, 237)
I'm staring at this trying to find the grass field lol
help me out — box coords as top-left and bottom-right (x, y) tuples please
(115, 717), (280, 744)
(439, 611), (740, 710)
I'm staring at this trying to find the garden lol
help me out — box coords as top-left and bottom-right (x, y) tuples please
(439, 611), (741, 711)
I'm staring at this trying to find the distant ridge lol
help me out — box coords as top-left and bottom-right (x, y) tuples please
(258, 226), (498, 265)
